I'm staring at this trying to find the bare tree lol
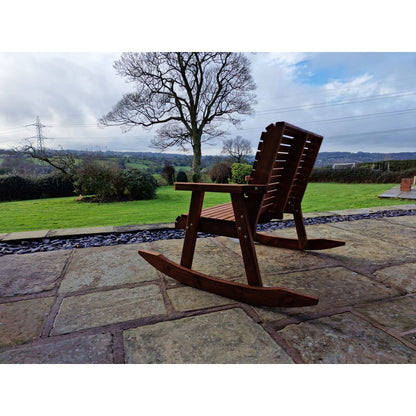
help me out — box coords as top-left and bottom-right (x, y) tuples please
(221, 136), (252, 164)
(99, 52), (256, 179)
(16, 138), (77, 181)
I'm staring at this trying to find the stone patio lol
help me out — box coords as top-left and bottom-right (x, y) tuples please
(0, 206), (415, 364)
(379, 184), (416, 200)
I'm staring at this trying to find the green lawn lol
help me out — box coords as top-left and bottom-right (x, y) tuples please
(0, 183), (412, 233)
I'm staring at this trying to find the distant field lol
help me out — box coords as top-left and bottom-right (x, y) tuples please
(125, 160), (155, 170)
(0, 183), (412, 233)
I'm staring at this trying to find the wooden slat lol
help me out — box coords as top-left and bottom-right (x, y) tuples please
(250, 123), (285, 185)
(201, 202), (232, 215)
(280, 136), (294, 146)
(175, 182), (266, 194)
(270, 129), (309, 214)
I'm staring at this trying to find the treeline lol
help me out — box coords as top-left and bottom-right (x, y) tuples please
(310, 166), (416, 184)
(311, 158), (416, 183)
(316, 151), (416, 167)
(358, 159), (416, 171)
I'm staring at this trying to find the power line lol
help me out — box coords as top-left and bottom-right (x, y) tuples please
(1, 87), (416, 136)
(254, 90), (416, 115)
(0, 126), (30, 134)
(299, 108), (416, 125)
(327, 126), (416, 139)
(236, 107), (416, 135)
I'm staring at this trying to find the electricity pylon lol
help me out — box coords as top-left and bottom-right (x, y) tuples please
(25, 116), (50, 151)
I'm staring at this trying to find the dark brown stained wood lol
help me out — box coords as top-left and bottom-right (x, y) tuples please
(174, 182), (266, 194)
(180, 191), (205, 269)
(255, 233), (346, 250)
(269, 133), (309, 216)
(293, 209), (308, 249)
(199, 203), (234, 219)
(140, 122), (345, 308)
(138, 250), (319, 307)
(231, 193), (262, 286)
(250, 123), (286, 185)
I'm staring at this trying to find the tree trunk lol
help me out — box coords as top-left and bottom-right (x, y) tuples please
(192, 135), (202, 182)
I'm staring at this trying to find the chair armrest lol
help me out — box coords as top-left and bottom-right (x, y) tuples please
(174, 182), (267, 194)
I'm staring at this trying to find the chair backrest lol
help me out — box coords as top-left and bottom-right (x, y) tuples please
(249, 122), (323, 222)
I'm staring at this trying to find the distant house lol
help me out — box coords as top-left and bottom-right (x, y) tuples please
(332, 163), (356, 170)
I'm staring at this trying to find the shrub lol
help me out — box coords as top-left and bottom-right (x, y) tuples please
(74, 163), (157, 202)
(121, 169), (157, 200)
(176, 170), (188, 182)
(74, 161), (123, 201)
(162, 164), (175, 185)
(231, 163), (252, 184)
(153, 173), (169, 186)
(209, 162), (232, 183)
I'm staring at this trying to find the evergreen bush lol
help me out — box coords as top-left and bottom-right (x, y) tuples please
(176, 170), (188, 182)
(231, 163), (252, 184)
(121, 169), (157, 200)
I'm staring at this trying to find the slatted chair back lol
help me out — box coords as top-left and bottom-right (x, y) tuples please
(249, 122), (323, 223)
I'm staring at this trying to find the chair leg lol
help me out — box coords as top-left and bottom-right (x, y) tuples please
(231, 193), (263, 287)
(180, 190), (205, 269)
(255, 205), (346, 250)
(293, 208), (308, 249)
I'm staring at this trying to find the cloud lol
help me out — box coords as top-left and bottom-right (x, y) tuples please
(0, 52), (415, 154)
(234, 52), (416, 153)
(0, 53), (126, 123)
(0, 52), (153, 150)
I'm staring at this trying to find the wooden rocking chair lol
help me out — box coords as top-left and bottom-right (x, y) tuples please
(139, 122), (345, 307)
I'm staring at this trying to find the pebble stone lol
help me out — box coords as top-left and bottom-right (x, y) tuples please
(0, 209), (414, 256)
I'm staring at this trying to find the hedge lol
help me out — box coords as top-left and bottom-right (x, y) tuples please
(0, 174), (74, 202)
(310, 167), (416, 184)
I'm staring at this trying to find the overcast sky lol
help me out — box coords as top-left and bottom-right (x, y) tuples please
(1, 2), (415, 155)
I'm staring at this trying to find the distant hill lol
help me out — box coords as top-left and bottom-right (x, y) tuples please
(1, 148), (415, 172)
(96, 150), (416, 167)
(314, 152), (416, 168)
(97, 150), (416, 166)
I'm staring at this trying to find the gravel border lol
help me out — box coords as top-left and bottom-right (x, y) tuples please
(1, 209), (415, 256)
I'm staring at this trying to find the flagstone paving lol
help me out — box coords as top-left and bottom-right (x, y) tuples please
(0, 206), (415, 363)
